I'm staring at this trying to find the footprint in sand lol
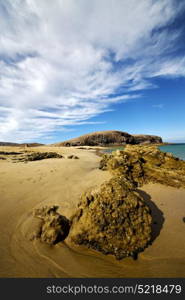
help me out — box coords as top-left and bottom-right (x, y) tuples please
(26, 177), (32, 181)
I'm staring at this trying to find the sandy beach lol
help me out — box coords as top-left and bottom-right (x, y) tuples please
(0, 146), (185, 278)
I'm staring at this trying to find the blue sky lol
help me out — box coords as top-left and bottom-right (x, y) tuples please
(0, 0), (185, 143)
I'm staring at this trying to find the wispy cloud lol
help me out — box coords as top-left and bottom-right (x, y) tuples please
(0, 0), (185, 142)
(152, 104), (164, 109)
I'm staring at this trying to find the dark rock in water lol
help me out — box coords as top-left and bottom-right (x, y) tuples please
(183, 217), (185, 223)
(33, 206), (70, 245)
(13, 152), (64, 162)
(99, 146), (185, 188)
(53, 130), (162, 147)
(69, 176), (152, 260)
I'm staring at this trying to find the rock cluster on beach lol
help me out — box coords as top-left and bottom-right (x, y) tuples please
(31, 145), (185, 260)
(54, 130), (162, 146)
(0, 151), (79, 162)
(99, 145), (185, 188)
(0, 142), (44, 147)
(67, 155), (79, 159)
(23, 152), (64, 161)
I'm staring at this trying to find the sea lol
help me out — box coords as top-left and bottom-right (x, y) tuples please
(103, 144), (185, 161)
(159, 144), (185, 161)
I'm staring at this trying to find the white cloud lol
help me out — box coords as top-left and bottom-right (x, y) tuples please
(0, 0), (185, 142)
(152, 104), (164, 109)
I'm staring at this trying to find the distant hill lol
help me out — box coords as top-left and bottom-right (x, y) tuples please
(53, 130), (162, 147)
(0, 142), (44, 147)
(0, 142), (20, 146)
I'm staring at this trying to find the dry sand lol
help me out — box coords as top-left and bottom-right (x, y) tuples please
(0, 146), (184, 277)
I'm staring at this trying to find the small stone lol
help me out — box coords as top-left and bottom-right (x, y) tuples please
(67, 155), (79, 159)
(33, 206), (71, 245)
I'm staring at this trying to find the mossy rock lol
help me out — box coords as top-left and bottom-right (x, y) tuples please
(99, 145), (185, 188)
(69, 176), (152, 260)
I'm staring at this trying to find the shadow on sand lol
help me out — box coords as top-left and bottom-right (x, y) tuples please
(136, 189), (165, 243)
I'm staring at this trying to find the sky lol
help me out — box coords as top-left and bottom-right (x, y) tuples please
(0, 0), (185, 144)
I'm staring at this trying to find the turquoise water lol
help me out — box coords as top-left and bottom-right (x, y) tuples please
(159, 144), (185, 161)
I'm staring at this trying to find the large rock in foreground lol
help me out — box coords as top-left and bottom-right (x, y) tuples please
(33, 206), (71, 245)
(53, 130), (162, 147)
(69, 176), (152, 260)
(133, 134), (162, 144)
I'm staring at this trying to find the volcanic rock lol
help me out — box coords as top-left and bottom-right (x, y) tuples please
(69, 176), (152, 259)
(67, 155), (79, 159)
(33, 206), (71, 245)
(99, 145), (185, 188)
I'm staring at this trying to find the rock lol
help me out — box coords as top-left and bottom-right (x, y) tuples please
(99, 145), (185, 188)
(13, 152), (64, 162)
(0, 142), (44, 146)
(69, 176), (152, 260)
(33, 206), (71, 245)
(67, 155), (79, 159)
(0, 151), (22, 155)
(53, 130), (162, 147)
(25, 152), (64, 161)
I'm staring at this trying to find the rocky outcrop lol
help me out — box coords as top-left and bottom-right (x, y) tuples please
(54, 130), (162, 147)
(33, 206), (71, 245)
(132, 135), (162, 144)
(69, 176), (152, 260)
(67, 155), (79, 159)
(68, 145), (185, 258)
(0, 142), (20, 146)
(99, 145), (185, 188)
(0, 150), (81, 162)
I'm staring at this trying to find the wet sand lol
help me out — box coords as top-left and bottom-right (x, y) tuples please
(0, 146), (184, 277)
